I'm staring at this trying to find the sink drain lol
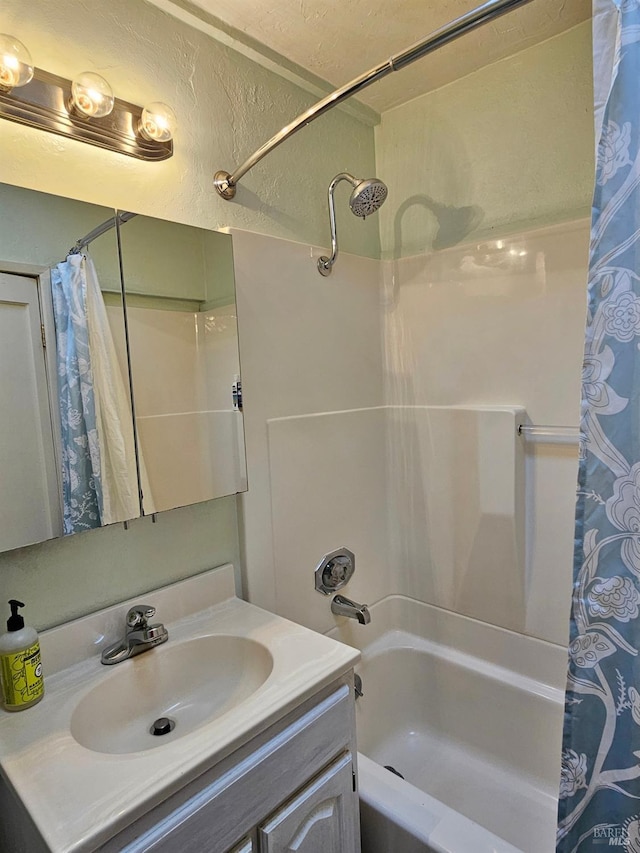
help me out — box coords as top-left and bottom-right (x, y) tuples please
(150, 716), (176, 736)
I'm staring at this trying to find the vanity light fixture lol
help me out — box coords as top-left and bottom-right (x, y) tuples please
(0, 34), (34, 91)
(69, 72), (114, 119)
(0, 34), (174, 161)
(138, 102), (177, 143)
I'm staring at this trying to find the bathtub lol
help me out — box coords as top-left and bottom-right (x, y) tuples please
(328, 596), (567, 853)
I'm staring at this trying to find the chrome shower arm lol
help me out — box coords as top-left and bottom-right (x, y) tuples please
(213, 0), (536, 200)
(318, 173), (358, 277)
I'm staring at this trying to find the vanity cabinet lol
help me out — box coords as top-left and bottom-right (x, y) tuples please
(101, 676), (360, 853)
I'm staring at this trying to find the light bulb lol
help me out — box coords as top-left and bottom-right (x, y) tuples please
(0, 34), (34, 91)
(139, 102), (177, 142)
(69, 72), (114, 118)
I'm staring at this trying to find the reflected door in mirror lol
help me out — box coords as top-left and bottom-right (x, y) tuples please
(0, 272), (61, 550)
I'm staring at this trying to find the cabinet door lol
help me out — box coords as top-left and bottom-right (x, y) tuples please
(258, 753), (357, 853)
(108, 685), (354, 853)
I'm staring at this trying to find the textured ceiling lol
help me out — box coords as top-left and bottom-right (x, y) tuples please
(170, 0), (591, 113)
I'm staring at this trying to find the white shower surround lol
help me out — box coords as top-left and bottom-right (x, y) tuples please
(232, 221), (588, 645)
(230, 221), (589, 847)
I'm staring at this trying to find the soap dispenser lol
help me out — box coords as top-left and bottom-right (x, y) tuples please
(0, 600), (44, 711)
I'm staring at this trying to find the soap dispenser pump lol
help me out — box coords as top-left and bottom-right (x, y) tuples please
(0, 600), (44, 711)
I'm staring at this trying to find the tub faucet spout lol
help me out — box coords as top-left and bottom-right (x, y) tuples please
(331, 594), (371, 625)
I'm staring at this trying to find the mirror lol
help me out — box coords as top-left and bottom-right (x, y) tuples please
(117, 213), (247, 514)
(0, 182), (246, 553)
(0, 182), (137, 551)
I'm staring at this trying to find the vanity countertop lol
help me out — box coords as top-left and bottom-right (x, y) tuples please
(0, 565), (359, 853)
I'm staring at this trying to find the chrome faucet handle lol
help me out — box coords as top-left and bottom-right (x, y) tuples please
(126, 604), (156, 630)
(101, 604), (167, 665)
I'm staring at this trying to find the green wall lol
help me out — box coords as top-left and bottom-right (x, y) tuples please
(0, 184), (122, 291)
(1, 501), (240, 631)
(376, 22), (595, 259)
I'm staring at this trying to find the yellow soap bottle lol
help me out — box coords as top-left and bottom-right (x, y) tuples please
(0, 600), (44, 712)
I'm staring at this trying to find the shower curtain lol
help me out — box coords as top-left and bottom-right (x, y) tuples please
(558, 1), (640, 849)
(52, 253), (141, 533)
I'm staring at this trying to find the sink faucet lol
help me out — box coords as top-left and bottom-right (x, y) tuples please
(101, 605), (169, 665)
(331, 594), (371, 625)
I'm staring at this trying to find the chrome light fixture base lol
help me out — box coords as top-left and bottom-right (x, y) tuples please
(317, 256), (332, 277)
(214, 171), (237, 200)
(0, 68), (173, 161)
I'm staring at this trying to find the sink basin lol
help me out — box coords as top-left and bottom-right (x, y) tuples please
(70, 635), (273, 754)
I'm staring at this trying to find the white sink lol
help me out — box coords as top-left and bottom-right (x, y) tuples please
(70, 635), (273, 754)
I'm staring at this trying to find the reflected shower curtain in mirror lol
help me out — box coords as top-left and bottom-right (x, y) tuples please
(52, 254), (141, 533)
(557, 1), (640, 849)
(51, 255), (103, 534)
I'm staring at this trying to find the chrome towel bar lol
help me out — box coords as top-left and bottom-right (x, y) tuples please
(517, 424), (582, 444)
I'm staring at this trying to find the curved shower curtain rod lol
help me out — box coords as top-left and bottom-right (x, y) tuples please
(214, 0), (536, 199)
(68, 211), (137, 255)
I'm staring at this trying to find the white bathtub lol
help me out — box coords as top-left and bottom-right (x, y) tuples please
(328, 596), (567, 853)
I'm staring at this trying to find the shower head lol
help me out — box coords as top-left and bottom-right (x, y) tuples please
(349, 178), (388, 219)
(318, 172), (388, 276)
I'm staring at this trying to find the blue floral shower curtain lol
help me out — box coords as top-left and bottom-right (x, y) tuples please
(51, 254), (103, 534)
(558, 2), (640, 849)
